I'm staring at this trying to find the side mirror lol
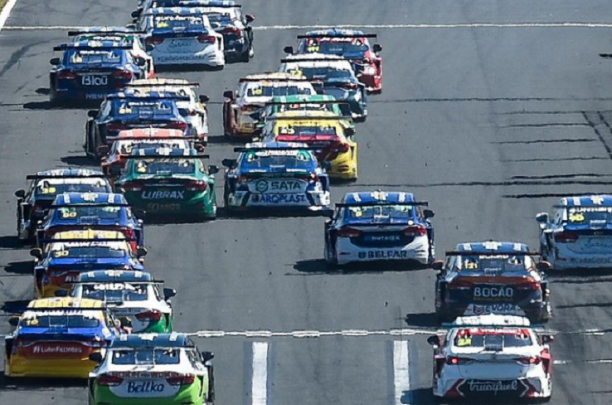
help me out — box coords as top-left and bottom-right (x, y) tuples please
(54, 289), (68, 297)
(249, 111), (261, 121)
(30, 248), (43, 259)
(110, 165), (122, 176)
(372, 44), (383, 53)
(163, 288), (177, 300)
(97, 145), (109, 156)
(208, 165), (219, 175)
(431, 260), (444, 271)
(50, 57), (61, 66)
(536, 261), (552, 272)
(245, 14), (255, 24)
(8, 316), (20, 327)
(14, 189), (26, 198)
(89, 352), (103, 363)
(345, 127), (356, 137)
(427, 335), (440, 347)
(119, 316), (132, 328)
(223, 90), (234, 100)
(541, 334), (554, 344)
(199, 95), (209, 104)
(535, 212), (549, 223)
(283, 46), (294, 54)
(221, 158), (236, 168)
(201, 351), (214, 362)
(145, 43), (155, 52)
(423, 209), (435, 219)
(131, 10), (141, 18)
(136, 246), (148, 258)
(87, 110), (99, 118)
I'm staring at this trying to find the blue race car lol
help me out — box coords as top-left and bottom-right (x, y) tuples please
(324, 191), (435, 267)
(432, 241), (552, 323)
(84, 90), (191, 160)
(36, 192), (144, 249)
(50, 40), (147, 104)
(279, 54), (368, 121)
(222, 142), (331, 214)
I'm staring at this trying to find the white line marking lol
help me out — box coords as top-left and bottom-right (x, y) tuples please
(252, 342), (268, 405)
(191, 328), (436, 339)
(0, 0), (19, 32)
(4, 22), (612, 31)
(393, 340), (411, 405)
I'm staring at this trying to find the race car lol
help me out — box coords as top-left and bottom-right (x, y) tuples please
(427, 315), (553, 402)
(222, 72), (316, 140)
(126, 78), (210, 144)
(15, 168), (112, 243)
(138, 7), (225, 69)
(67, 29), (156, 79)
(36, 192), (144, 249)
(4, 297), (126, 379)
(85, 90), (192, 160)
(50, 41), (147, 103)
(133, 0), (254, 62)
(88, 333), (215, 405)
(222, 142), (331, 214)
(284, 29), (383, 93)
(30, 230), (147, 298)
(260, 111), (358, 180)
(101, 128), (191, 177)
(536, 195), (612, 270)
(70, 270), (175, 333)
(279, 53), (368, 121)
(432, 241), (552, 323)
(324, 191), (434, 267)
(115, 147), (218, 220)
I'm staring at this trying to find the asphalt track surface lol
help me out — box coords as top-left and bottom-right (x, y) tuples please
(2, 0), (612, 404)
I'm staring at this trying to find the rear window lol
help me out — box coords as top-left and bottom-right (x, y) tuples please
(288, 67), (353, 80)
(111, 348), (181, 365)
(277, 125), (337, 136)
(246, 85), (314, 97)
(154, 15), (204, 30)
(454, 329), (533, 348)
(566, 207), (612, 225)
(80, 283), (148, 303)
(34, 180), (110, 198)
(458, 255), (531, 273)
(302, 38), (369, 54)
(66, 49), (123, 65)
(113, 100), (177, 117)
(133, 158), (195, 175)
(54, 206), (123, 221)
(21, 314), (101, 329)
(241, 150), (317, 170)
(51, 245), (127, 259)
(344, 205), (414, 220)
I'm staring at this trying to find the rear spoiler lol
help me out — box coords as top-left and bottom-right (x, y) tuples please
(53, 44), (132, 51)
(123, 153), (210, 159)
(281, 57), (351, 63)
(265, 115), (352, 121)
(42, 238), (136, 243)
(239, 76), (310, 83)
(49, 202), (130, 208)
(336, 202), (429, 207)
(178, 1), (242, 7)
(106, 93), (191, 101)
(233, 146), (319, 152)
(297, 33), (377, 39)
(142, 11), (214, 16)
(444, 251), (539, 256)
(26, 174), (108, 180)
(68, 30), (146, 36)
(126, 82), (200, 88)
(264, 100), (349, 106)
(110, 136), (197, 141)
(67, 280), (164, 285)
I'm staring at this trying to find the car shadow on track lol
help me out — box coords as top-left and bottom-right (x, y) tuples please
(547, 268), (612, 284)
(0, 374), (86, 391)
(404, 312), (439, 328)
(60, 155), (96, 167)
(1, 300), (31, 314)
(4, 261), (32, 275)
(35, 88), (50, 96)
(292, 258), (427, 275)
(0, 236), (22, 250)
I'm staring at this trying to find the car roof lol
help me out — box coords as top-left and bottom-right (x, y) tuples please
(52, 229), (127, 240)
(243, 141), (311, 149)
(454, 241), (530, 253)
(52, 192), (127, 205)
(305, 29), (366, 37)
(341, 191), (416, 205)
(78, 270), (152, 283)
(131, 146), (199, 156)
(117, 128), (185, 138)
(27, 297), (105, 309)
(108, 90), (188, 100)
(559, 195), (612, 207)
(67, 40), (130, 49)
(35, 168), (104, 177)
(269, 95), (336, 103)
(111, 333), (193, 348)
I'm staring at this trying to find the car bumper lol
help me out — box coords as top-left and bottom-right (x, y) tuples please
(335, 239), (430, 265)
(227, 191), (331, 212)
(435, 377), (552, 400)
(91, 382), (203, 405)
(440, 301), (550, 322)
(51, 89), (113, 102)
(8, 356), (98, 378)
(551, 250), (612, 270)
(151, 49), (225, 67)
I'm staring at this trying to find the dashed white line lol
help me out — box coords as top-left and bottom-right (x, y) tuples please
(0, 0), (19, 32)
(393, 340), (411, 405)
(191, 328), (435, 339)
(252, 342), (269, 405)
(3, 22), (612, 32)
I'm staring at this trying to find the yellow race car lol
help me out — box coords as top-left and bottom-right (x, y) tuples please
(4, 297), (125, 379)
(260, 110), (358, 180)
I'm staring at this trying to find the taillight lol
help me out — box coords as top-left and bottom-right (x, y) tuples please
(516, 279), (540, 290)
(341, 83), (359, 90)
(98, 373), (123, 386)
(113, 70), (133, 84)
(186, 181), (207, 192)
(516, 356), (541, 365)
(554, 231), (578, 243)
(166, 122), (187, 131)
(221, 26), (241, 36)
(57, 70), (77, 80)
(106, 122), (128, 133)
(332, 143), (350, 153)
(135, 309), (162, 322)
(197, 34), (216, 44)
(446, 357), (471, 365)
(123, 229), (136, 240)
(145, 36), (164, 45)
(167, 373), (195, 386)
(299, 173), (318, 182)
(403, 225), (427, 236)
(449, 279), (472, 290)
(337, 227), (362, 238)
(121, 182), (143, 192)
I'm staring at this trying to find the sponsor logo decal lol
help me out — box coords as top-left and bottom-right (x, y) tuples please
(141, 190), (185, 200)
(254, 180), (302, 193)
(33, 345), (82, 354)
(469, 303), (521, 315)
(458, 379), (528, 397)
(127, 381), (165, 394)
(81, 75), (108, 87)
(473, 286), (514, 299)
(357, 250), (410, 259)
(364, 234), (402, 242)
(256, 193), (306, 204)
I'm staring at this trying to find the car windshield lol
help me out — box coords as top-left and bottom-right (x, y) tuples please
(50, 245), (127, 259)
(344, 205), (414, 220)
(34, 180), (110, 198)
(113, 100), (176, 117)
(289, 67), (353, 80)
(116, 140), (188, 155)
(246, 85), (314, 97)
(459, 255), (530, 273)
(454, 330), (533, 348)
(205, 12), (233, 25)
(80, 283), (148, 302)
(154, 15), (204, 30)
(66, 49), (123, 65)
(54, 206), (123, 221)
(21, 313), (101, 329)
(133, 158), (195, 175)
(303, 38), (369, 54)
(277, 125), (337, 136)
(241, 150), (316, 170)
(566, 207), (612, 225)
(111, 348), (181, 365)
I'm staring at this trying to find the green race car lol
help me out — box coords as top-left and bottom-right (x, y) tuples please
(88, 333), (214, 405)
(114, 147), (218, 221)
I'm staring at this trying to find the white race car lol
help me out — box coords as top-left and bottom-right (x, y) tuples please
(140, 8), (225, 68)
(537, 195), (612, 270)
(427, 315), (553, 402)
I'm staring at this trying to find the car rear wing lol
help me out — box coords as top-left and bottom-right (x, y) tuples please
(126, 82), (200, 88)
(49, 202), (131, 208)
(122, 154), (210, 159)
(238, 75), (310, 83)
(142, 10), (214, 17)
(26, 174), (108, 180)
(53, 44), (133, 51)
(111, 135), (198, 141)
(336, 201), (429, 207)
(67, 30), (146, 36)
(444, 251), (539, 256)
(106, 93), (191, 101)
(280, 57), (352, 64)
(297, 33), (377, 39)
(233, 146), (320, 152)
(178, 1), (242, 7)
(265, 100), (350, 107)
(41, 238), (136, 243)
(265, 115), (353, 121)
(66, 280), (165, 285)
